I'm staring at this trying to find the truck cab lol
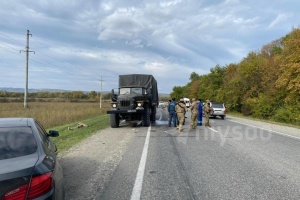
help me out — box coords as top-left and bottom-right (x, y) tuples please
(111, 87), (150, 111)
(107, 74), (158, 128)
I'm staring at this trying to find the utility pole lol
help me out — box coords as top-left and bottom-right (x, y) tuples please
(20, 30), (35, 108)
(99, 76), (103, 109)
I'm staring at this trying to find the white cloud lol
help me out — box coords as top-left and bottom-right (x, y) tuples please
(268, 12), (292, 29)
(0, 0), (299, 93)
(160, 0), (182, 7)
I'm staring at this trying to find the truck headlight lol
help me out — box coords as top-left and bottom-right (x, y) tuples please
(137, 102), (143, 107)
(111, 103), (117, 108)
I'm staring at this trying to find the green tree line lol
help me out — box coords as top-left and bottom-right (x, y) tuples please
(170, 28), (300, 125)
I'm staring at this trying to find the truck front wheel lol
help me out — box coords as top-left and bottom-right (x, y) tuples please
(143, 105), (150, 127)
(110, 114), (120, 128)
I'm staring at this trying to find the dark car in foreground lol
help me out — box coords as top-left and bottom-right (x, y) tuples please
(0, 118), (64, 200)
(209, 102), (226, 119)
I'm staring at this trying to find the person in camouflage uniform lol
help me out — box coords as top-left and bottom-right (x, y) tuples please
(203, 100), (211, 127)
(175, 98), (187, 134)
(189, 98), (199, 130)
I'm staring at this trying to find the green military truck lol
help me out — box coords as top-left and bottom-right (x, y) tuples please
(107, 74), (158, 128)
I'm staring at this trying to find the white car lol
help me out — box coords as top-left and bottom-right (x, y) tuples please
(183, 98), (190, 108)
(209, 102), (226, 119)
(158, 101), (165, 107)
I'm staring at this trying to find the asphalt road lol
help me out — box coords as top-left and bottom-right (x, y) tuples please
(61, 107), (300, 200)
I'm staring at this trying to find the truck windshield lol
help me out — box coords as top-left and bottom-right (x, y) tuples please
(132, 88), (142, 94)
(120, 88), (130, 95)
(120, 88), (143, 95)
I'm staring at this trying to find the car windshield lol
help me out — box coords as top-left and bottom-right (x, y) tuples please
(212, 103), (224, 108)
(0, 127), (37, 160)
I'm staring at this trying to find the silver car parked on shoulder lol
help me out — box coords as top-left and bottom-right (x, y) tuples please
(209, 102), (226, 119)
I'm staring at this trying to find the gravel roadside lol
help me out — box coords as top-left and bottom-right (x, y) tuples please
(227, 115), (300, 138)
(58, 125), (137, 200)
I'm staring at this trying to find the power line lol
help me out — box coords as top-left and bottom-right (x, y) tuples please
(0, 34), (90, 80)
(0, 31), (25, 46)
(0, 41), (21, 52)
(0, 31), (106, 89)
(0, 45), (24, 57)
(0, 31), (98, 77)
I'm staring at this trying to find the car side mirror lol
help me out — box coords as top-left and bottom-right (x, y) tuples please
(48, 130), (59, 137)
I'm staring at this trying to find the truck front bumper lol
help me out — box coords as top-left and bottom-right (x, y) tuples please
(107, 108), (145, 114)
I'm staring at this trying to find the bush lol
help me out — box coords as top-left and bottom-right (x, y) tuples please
(241, 106), (252, 116)
(244, 95), (276, 119)
(272, 107), (300, 125)
(242, 97), (258, 116)
(252, 102), (274, 119)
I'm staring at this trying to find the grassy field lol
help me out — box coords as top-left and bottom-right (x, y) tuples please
(0, 101), (112, 152)
(50, 115), (110, 153)
(0, 101), (111, 128)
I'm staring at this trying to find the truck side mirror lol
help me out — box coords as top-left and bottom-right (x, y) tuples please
(111, 89), (118, 102)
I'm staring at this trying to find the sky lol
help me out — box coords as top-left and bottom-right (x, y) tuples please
(0, 0), (299, 94)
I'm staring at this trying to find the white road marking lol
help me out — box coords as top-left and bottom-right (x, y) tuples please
(130, 126), (151, 200)
(209, 127), (218, 132)
(229, 119), (300, 140)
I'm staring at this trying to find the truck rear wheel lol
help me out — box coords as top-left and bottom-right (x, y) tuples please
(110, 114), (120, 128)
(143, 105), (150, 127)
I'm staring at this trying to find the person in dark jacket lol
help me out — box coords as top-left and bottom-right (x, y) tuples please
(197, 99), (203, 126)
(168, 98), (177, 127)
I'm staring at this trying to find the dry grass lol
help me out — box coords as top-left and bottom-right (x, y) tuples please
(0, 101), (111, 129)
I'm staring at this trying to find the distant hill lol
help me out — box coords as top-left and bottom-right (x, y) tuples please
(0, 87), (69, 93)
(158, 93), (170, 97)
(0, 87), (170, 97)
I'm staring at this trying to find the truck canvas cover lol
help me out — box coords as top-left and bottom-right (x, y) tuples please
(119, 74), (155, 87)
(119, 74), (158, 103)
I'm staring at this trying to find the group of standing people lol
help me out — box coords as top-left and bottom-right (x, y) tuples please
(167, 98), (211, 134)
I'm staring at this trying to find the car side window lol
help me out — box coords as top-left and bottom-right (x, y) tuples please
(35, 121), (50, 146)
(35, 120), (58, 153)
